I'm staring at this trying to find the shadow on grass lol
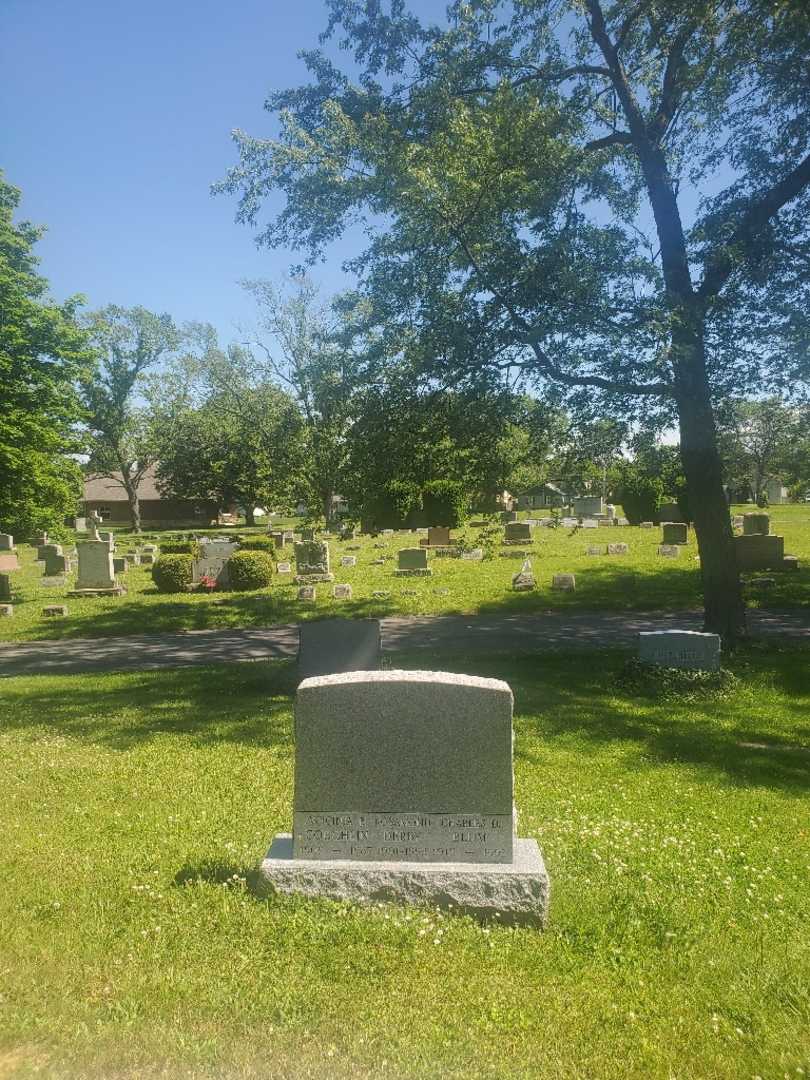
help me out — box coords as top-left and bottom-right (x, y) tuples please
(2, 645), (808, 790)
(0, 660), (298, 750)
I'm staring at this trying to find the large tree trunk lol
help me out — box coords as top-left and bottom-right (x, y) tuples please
(121, 471), (141, 534)
(674, 323), (747, 643)
(245, 506), (256, 527)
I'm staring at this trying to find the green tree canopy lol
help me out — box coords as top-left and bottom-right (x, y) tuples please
(82, 305), (180, 532)
(218, 0), (810, 639)
(0, 172), (91, 538)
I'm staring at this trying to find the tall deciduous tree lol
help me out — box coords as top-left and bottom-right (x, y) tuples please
(240, 278), (366, 522)
(83, 306), (180, 532)
(218, 0), (810, 640)
(716, 397), (800, 503)
(0, 172), (91, 537)
(153, 342), (308, 523)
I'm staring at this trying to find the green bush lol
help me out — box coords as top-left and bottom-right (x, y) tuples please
(238, 536), (275, 552)
(615, 471), (663, 525)
(421, 480), (468, 527)
(152, 554), (193, 593)
(226, 550), (274, 591)
(159, 541), (201, 556)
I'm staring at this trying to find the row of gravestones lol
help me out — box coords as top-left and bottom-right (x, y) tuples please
(257, 618), (719, 927)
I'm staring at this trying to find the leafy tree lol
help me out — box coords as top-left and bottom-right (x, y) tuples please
(83, 306), (180, 532)
(716, 397), (801, 503)
(219, 0), (810, 640)
(0, 172), (91, 538)
(154, 377), (307, 525)
(344, 378), (526, 525)
(240, 278), (367, 522)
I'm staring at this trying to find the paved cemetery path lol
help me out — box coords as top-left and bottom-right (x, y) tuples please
(0, 609), (807, 677)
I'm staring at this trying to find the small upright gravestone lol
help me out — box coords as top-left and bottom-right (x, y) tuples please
(512, 559), (535, 591)
(658, 544), (680, 558)
(340, 555), (357, 567)
(297, 618), (381, 681)
(193, 540), (237, 587)
(0, 573), (11, 602)
(259, 670), (549, 925)
(297, 585), (316, 602)
(587, 544), (606, 556)
(607, 543), (629, 556)
(639, 630), (720, 672)
(551, 573), (575, 591)
(0, 604), (12, 617)
(0, 534), (14, 551)
(504, 521), (532, 544)
(276, 561), (292, 574)
(396, 548), (431, 576)
(294, 540), (333, 583)
(426, 526), (451, 547)
(662, 522), (688, 545)
(70, 540), (124, 596)
(743, 513), (770, 536)
(333, 583), (352, 600)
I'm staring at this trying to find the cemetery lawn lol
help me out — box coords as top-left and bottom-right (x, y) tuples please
(2, 505), (809, 642)
(1, 646), (808, 1079)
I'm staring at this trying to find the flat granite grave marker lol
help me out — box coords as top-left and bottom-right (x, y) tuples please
(333, 583), (352, 600)
(639, 630), (720, 672)
(587, 544), (606, 556)
(297, 585), (316, 601)
(340, 555), (357, 567)
(259, 670), (549, 925)
(0, 603), (12, 616)
(607, 543), (629, 555)
(658, 544), (680, 558)
(298, 618), (381, 681)
(277, 561), (292, 574)
(43, 605), (68, 617)
(582, 519), (599, 529)
(396, 548), (431, 576)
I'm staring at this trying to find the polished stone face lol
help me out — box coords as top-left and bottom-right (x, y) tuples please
(661, 522), (689, 545)
(292, 670), (514, 864)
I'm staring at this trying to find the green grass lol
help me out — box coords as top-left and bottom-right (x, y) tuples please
(2, 505), (808, 641)
(1, 646), (809, 1078)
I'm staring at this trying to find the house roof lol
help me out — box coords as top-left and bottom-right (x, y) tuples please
(83, 465), (163, 502)
(520, 482), (567, 495)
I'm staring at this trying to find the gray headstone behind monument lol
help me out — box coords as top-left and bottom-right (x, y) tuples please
(297, 618), (381, 682)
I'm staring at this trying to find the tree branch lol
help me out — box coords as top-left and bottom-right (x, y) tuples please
(698, 150), (810, 301)
(584, 131), (634, 151)
(454, 234), (671, 398)
(647, 23), (693, 142)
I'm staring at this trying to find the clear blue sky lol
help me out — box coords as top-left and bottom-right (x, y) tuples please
(2, 0), (410, 346)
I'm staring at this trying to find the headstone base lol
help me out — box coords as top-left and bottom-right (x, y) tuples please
(67, 586), (127, 597)
(394, 568), (432, 577)
(501, 539), (534, 547)
(259, 834), (549, 927)
(294, 573), (335, 584)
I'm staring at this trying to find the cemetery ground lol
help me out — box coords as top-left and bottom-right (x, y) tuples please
(1, 646), (809, 1079)
(1, 505), (808, 643)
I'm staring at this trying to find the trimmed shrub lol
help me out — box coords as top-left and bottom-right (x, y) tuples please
(227, 550), (274, 591)
(615, 473), (663, 525)
(152, 554), (193, 593)
(238, 536), (275, 552)
(159, 541), (201, 556)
